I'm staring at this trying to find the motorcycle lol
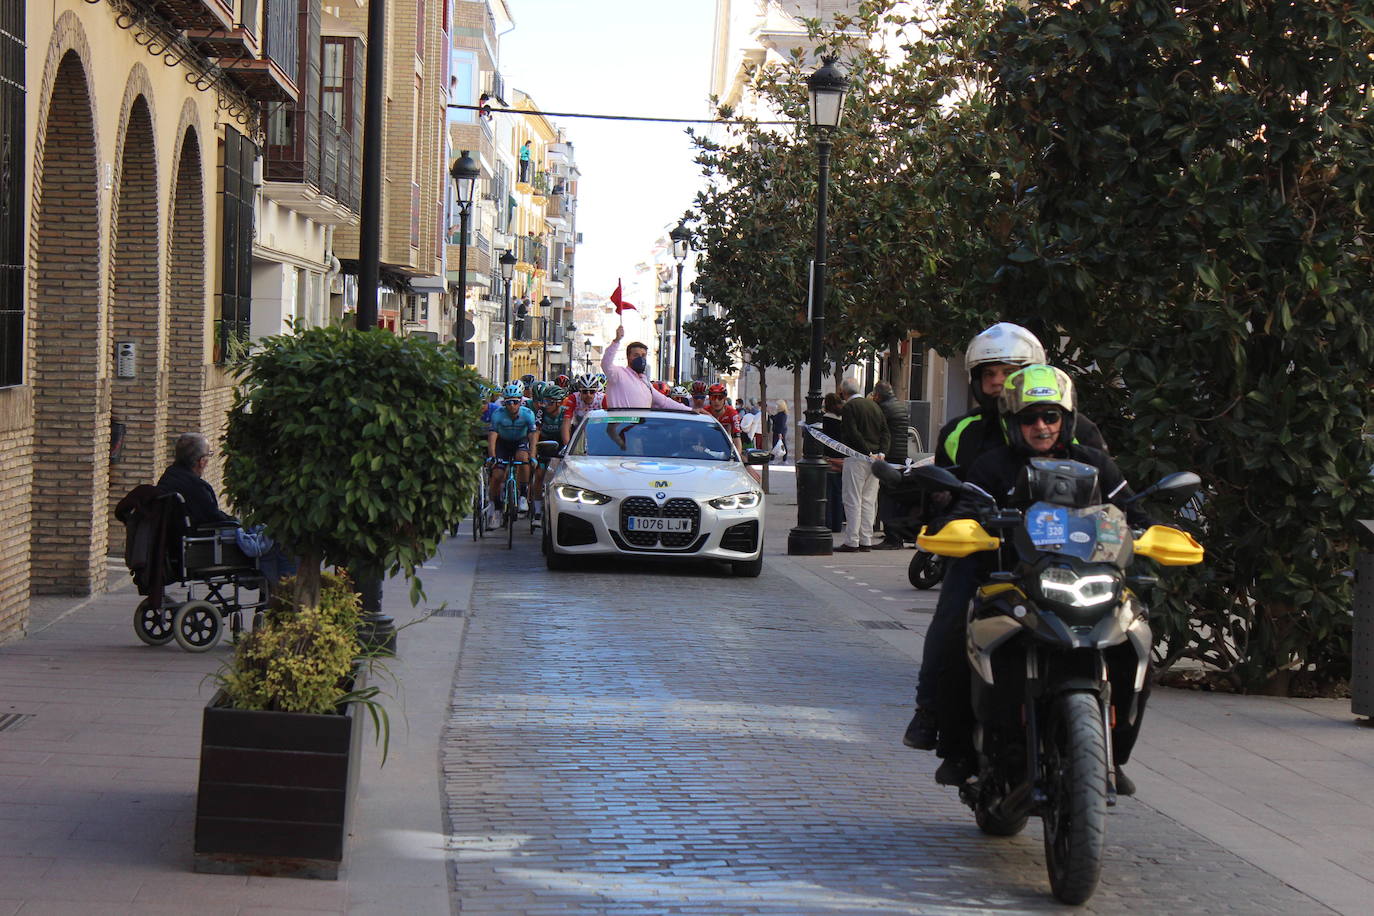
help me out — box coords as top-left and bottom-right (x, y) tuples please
(871, 458), (948, 590)
(908, 458), (1203, 904)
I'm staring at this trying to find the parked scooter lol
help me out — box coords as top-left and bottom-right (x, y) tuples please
(908, 458), (1203, 905)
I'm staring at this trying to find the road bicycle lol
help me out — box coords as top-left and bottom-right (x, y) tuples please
(471, 465), (488, 542)
(492, 457), (526, 550)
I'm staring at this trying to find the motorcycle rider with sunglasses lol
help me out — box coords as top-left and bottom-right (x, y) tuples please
(902, 324), (1108, 754)
(932, 365), (1151, 791)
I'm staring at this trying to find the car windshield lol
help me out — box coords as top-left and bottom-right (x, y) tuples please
(574, 415), (734, 461)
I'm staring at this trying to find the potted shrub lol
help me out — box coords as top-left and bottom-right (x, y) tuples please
(193, 572), (384, 879)
(192, 325), (484, 877)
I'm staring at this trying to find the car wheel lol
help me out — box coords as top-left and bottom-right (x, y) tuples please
(731, 555), (763, 577)
(543, 523), (573, 571)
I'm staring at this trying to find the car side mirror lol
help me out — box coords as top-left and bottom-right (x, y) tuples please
(744, 448), (772, 465)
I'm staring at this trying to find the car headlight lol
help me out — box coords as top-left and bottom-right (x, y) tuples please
(555, 485), (612, 506)
(709, 491), (762, 510)
(1038, 566), (1120, 608)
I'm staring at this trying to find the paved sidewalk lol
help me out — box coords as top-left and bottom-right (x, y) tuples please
(0, 540), (479, 915)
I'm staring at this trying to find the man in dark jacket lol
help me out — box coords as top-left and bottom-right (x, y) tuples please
(836, 378), (889, 552)
(872, 381), (910, 549)
(157, 432), (236, 529)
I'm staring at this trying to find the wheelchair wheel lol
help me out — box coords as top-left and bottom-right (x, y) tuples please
(172, 600), (224, 652)
(133, 599), (176, 646)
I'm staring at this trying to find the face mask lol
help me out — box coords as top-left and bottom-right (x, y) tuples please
(629, 356), (647, 374)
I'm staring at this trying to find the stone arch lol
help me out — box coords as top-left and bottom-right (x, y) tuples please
(30, 48), (105, 594)
(166, 109), (206, 443)
(107, 88), (162, 548)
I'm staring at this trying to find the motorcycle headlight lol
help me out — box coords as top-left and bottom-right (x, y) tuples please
(709, 491), (762, 510)
(1038, 566), (1121, 608)
(555, 485), (612, 506)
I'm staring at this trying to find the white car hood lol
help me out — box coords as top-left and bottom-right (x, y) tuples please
(557, 456), (758, 500)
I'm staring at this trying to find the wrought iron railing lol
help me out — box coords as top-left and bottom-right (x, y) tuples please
(262, 0), (298, 79)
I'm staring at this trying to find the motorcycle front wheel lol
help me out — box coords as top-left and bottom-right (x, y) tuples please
(908, 551), (945, 590)
(1041, 691), (1108, 905)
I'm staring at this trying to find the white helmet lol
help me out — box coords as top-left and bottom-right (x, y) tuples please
(964, 322), (1046, 374)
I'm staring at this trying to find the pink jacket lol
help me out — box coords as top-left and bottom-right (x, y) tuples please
(601, 338), (691, 411)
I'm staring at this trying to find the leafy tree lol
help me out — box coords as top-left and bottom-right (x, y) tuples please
(223, 325), (486, 609)
(977, 0), (1374, 689)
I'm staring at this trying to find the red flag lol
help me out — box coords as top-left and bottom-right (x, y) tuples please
(610, 280), (636, 314)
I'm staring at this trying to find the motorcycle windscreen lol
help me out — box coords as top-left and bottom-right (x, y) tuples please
(1022, 501), (1133, 566)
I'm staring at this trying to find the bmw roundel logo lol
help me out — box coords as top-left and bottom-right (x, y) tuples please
(656, 491), (667, 500)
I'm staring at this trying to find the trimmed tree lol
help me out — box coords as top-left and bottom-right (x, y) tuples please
(223, 325), (486, 609)
(976, 0), (1374, 690)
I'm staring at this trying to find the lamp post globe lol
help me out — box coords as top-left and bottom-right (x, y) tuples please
(789, 57), (849, 557)
(448, 150), (480, 363)
(499, 249), (517, 383)
(668, 219), (691, 383)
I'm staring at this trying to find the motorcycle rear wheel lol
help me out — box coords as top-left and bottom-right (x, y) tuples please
(1042, 691), (1108, 905)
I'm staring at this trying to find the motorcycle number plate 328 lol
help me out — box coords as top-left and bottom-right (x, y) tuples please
(1026, 506), (1069, 547)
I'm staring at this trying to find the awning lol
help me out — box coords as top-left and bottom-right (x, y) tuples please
(409, 275), (448, 294)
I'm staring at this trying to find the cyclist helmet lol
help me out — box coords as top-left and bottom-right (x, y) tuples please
(594, 372), (608, 389)
(707, 383), (727, 397)
(520, 373), (536, 385)
(555, 374), (571, 388)
(690, 380), (708, 397)
(998, 364), (1076, 454)
(652, 380), (670, 395)
(544, 384), (568, 403)
(572, 373), (598, 392)
(965, 322), (1046, 411)
(502, 381), (524, 400)
(669, 385), (689, 400)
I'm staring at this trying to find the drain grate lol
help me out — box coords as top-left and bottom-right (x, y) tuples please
(0, 713), (33, 734)
(859, 620), (909, 630)
(429, 607), (474, 619)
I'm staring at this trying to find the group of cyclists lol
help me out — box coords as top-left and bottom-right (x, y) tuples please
(477, 371), (750, 530)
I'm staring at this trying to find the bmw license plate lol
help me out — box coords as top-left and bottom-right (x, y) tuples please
(627, 516), (690, 532)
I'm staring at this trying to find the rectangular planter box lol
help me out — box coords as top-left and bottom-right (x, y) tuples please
(193, 687), (363, 880)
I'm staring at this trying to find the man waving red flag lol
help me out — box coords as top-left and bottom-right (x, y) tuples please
(609, 279), (636, 315)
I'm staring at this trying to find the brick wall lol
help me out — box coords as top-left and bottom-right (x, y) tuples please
(0, 388), (34, 642)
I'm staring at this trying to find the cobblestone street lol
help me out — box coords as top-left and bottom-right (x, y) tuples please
(441, 535), (1331, 915)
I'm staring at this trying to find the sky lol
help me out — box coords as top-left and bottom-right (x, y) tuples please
(500, 0), (719, 342)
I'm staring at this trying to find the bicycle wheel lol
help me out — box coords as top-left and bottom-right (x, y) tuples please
(505, 477), (516, 550)
(471, 485), (482, 541)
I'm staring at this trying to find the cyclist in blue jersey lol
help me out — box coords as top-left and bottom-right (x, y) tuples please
(487, 381), (538, 525)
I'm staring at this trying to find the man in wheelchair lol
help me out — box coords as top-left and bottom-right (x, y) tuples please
(157, 433), (236, 528)
(115, 433), (291, 651)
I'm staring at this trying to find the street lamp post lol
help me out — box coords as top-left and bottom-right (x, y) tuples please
(788, 57), (849, 557)
(499, 250), (517, 383)
(669, 220), (691, 382)
(448, 150), (479, 363)
(654, 313), (665, 379)
(584, 338), (593, 373)
(539, 295), (552, 380)
(565, 321), (576, 379)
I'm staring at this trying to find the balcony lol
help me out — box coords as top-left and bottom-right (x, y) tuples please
(262, 105), (360, 222)
(516, 235), (547, 273)
(211, 0), (298, 101)
(154, 0), (235, 32)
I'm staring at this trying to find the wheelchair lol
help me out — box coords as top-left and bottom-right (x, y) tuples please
(119, 489), (269, 653)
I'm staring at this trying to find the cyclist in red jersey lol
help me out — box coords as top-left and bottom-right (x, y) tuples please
(560, 373), (606, 443)
(704, 382), (744, 456)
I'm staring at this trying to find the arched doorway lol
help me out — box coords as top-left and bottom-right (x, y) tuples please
(107, 95), (162, 549)
(30, 50), (103, 594)
(166, 126), (205, 438)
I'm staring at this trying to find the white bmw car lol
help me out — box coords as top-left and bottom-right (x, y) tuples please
(541, 408), (770, 576)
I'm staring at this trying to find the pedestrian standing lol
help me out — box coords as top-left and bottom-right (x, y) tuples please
(518, 140), (532, 183)
(770, 399), (789, 462)
(836, 378), (889, 552)
(821, 391), (847, 533)
(872, 380), (910, 549)
(740, 400), (761, 452)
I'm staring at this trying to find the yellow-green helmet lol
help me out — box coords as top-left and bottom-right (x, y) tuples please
(999, 364), (1077, 453)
